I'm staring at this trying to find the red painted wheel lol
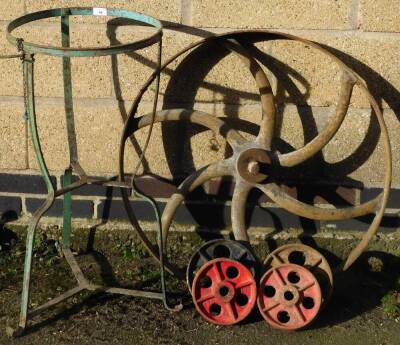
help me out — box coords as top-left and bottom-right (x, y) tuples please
(191, 258), (257, 325)
(257, 264), (322, 331)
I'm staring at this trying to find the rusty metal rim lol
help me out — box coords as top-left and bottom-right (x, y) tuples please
(118, 30), (391, 274)
(6, 7), (162, 57)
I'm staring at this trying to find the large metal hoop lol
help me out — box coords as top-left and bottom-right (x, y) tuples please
(119, 30), (392, 274)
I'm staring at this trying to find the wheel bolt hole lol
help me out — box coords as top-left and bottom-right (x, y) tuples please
(288, 251), (306, 266)
(226, 266), (239, 279)
(210, 303), (221, 316)
(277, 311), (290, 324)
(219, 286), (229, 297)
(213, 245), (231, 258)
(303, 296), (315, 309)
(284, 291), (294, 301)
(200, 275), (212, 288)
(264, 285), (276, 297)
(287, 271), (300, 284)
(236, 293), (248, 306)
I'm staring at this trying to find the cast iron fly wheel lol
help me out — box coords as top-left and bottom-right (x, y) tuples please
(118, 30), (392, 277)
(186, 239), (259, 293)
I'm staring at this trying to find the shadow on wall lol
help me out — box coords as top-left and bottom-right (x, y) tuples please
(98, 20), (397, 238)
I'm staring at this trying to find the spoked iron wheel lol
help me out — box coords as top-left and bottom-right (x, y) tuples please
(257, 263), (322, 330)
(119, 30), (392, 277)
(187, 239), (259, 292)
(191, 258), (257, 325)
(264, 244), (333, 306)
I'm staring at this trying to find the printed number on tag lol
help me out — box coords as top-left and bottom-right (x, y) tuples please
(93, 8), (107, 16)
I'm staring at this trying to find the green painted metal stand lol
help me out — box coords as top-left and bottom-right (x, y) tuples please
(5, 7), (181, 337)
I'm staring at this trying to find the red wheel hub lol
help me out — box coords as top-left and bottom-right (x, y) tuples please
(257, 264), (322, 330)
(191, 258), (257, 325)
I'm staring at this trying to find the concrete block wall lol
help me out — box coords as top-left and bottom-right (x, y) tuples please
(0, 1), (399, 232)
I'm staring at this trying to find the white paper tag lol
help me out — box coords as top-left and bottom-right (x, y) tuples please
(93, 7), (107, 16)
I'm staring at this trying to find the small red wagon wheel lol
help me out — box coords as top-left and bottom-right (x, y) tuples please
(191, 258), (257, 325)
(257, 263), (322, 330)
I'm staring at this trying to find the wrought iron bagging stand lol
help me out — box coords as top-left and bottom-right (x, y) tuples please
(6, 7), (181, 336)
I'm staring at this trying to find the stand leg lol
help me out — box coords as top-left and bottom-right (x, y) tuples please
(63, 168), (72, 249)
(18, 199), (54, 331)
(8, 53), (56, 338)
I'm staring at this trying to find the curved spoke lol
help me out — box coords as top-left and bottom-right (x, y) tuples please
(222, 40), (275, 149)
(294, 305), (306, 322)
(197, 293), (216, 304)
(136, 109), (246, 149)
(213, 261), (225, 283)
(273, 268), (287, 287)
(198, 248), (212, 264)
(258, 183), (381, 221)
(278, 72), (355, 167)
(263, 301), (280, 312)
(343, 205), (384, 270)
(299, 281), (316, 292)
(271, 253), (285, 264)
(231, 181), (252, 241)
(236, 279), (254, 290)
(225, 301), (237, 322)
(161, 158), (234, 247)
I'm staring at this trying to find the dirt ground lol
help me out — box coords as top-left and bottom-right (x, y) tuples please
(0, 234), (399, 345)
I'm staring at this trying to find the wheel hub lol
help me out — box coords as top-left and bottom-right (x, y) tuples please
(236, 147), (271, 183)
(215, 281), (235, 302)
(279, 285), (300, 307)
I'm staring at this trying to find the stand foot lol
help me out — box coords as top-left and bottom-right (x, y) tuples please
(6, 325), (25, 338)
